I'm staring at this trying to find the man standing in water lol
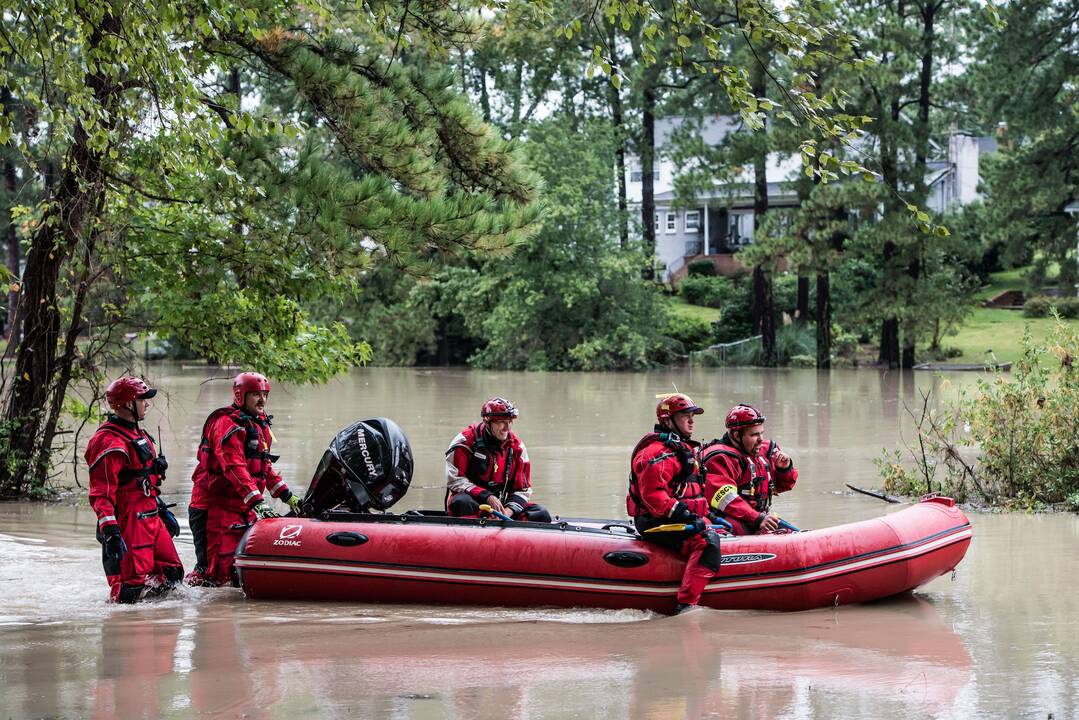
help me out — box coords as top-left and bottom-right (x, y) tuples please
(185, 371), (300, 587)
(85, 376), (183, 603)
(445, 397), (551, 522)
(701, 404), (798, 535)
(628, 393), (722, 613)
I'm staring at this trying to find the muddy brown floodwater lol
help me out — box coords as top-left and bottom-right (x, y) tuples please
(2, 365), (1077, 718)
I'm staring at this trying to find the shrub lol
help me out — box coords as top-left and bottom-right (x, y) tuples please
(878, 322), (1079, 508)
(773, 273), (812, 320)
(721, 323), (816, 366)
(1022, 295), (1079, 319)
(1056, 296), (1079, 319)
(665, 315), (714, 352)
(1022, 296), (1052, 317)
(687, 260), (717, 277)
(832, 330), (860, 359)
(679, 275), (737, 309)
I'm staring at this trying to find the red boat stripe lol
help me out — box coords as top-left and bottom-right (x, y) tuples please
(703, 527), (973, 594)
(235, 526), (972, 597)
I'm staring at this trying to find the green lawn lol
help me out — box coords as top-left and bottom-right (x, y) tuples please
(947, 267), (1078, 364)
(667, 268), (1079, 365)
(665, 295), (721, 323)
(946, 307), (1077, 364)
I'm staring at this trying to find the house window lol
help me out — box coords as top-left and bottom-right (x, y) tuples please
(630, 171), (661, 182)
(654, 213), (659, 232)
(685, 210), (700, 233)
(665, 212), (677, 233)
(730, 215), (743, 244)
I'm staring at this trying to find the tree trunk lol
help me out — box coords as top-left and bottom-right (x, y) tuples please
(750, 60), (775, 365)
(608, 25), (628, 249)
(640, 78), (657, 278)
(878, 131), (902, 368)
(510, 59), (523, 129)
(477, 64), (491, 123)
(902, 1), (936, 368)
(880, 317), (900, 368)
(2, 87), (21, 350)
(796, 275), (810, 324)
(3, 148), (19, 346)
(39, 208), (103, 464)
(816, 271), (831, 368)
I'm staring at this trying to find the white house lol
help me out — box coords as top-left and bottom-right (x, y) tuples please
(627, 116), (996, 282)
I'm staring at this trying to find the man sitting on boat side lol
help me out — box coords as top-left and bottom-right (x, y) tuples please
(700, 404), (798, 535)
(445, 397), (551, 522)
(185, 371), (301, 587)
(85, 376), (183, 603)
(628, 393), (723, 613)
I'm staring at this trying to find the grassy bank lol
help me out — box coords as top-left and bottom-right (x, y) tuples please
(667, 268), (1079, 366)
(947, 268), (1079, 364)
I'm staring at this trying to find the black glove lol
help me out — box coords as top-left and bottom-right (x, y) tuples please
(670, 502), (706, 533)
(505, 494), (528, 517)
(101, 525), (127, 562)
(670, 502), (695, 523)
(157, 498), (181, 538)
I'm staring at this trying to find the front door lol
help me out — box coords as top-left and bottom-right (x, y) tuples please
(708, 208), (729, 254)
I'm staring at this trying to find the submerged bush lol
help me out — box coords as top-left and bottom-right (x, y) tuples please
(879, 322), (1079, 508)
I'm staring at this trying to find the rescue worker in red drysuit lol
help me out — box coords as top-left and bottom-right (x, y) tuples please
(185, 372), (300, 587)
(628, 393), (724, 613)
(701, 404), (798, 535)
(445, 397), (551, 522)
(85, 376), (183, 603)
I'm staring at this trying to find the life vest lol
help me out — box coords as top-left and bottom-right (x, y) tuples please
(699, 435), (779, 513)
(198, 406), (280, 480)
(627, 426), (704, 517)
(449, 423), (526, 501)
(93, 420), (165, 497)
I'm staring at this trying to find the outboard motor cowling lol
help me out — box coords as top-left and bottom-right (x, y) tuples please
(301, 417), (414, 515)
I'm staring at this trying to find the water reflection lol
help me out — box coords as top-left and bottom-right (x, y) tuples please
(1, 595), (972, 720)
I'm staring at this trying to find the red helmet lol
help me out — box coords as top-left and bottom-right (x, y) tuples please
(233, 371), (271, 406)
(105, 376), (156, 410)
(726, 404), (766, 429)
(656, 393), (704, 421)
(481, 397), (518, 420)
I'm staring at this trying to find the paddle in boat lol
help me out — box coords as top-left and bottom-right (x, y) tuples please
(235, 418), (973, 613)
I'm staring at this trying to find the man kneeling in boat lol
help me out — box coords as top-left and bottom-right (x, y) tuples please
(628, 393), (723, 613)
(445, 397), (551, 522)
(185, 372), (301, 587)
(701, 404), (797, 535)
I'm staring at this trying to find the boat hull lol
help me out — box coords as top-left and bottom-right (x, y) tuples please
(236, 497), (972, 612)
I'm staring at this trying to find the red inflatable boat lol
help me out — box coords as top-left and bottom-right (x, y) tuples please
(235, 496), (972, 613)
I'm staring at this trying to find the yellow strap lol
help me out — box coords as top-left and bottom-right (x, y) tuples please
(710, 484), (737, 510)
(644, 523), (691, 533)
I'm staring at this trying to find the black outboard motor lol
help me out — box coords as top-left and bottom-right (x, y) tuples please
(301, 417), (414, 516)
